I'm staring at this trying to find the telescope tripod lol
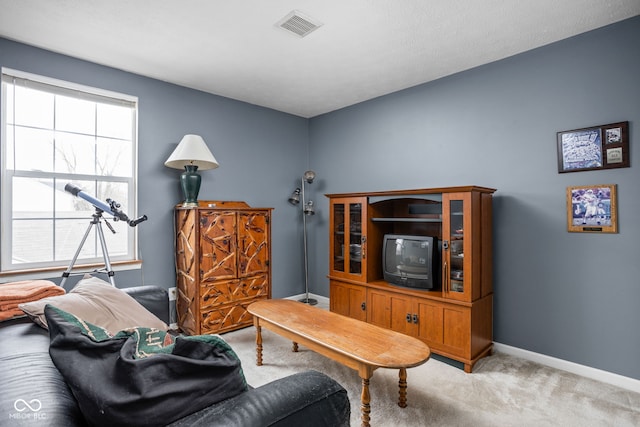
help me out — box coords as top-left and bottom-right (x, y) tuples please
(60, 208), (117, 288)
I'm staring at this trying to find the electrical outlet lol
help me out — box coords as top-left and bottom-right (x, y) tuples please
(168, 287), (177, 301)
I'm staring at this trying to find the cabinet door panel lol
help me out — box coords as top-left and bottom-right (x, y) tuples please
(348, 286), (367, 321)
(200, 211), (237, 281)
(330, 282), (350, 316)
(329, 197), (367, 281)
(390, 295), (413, 335)
(443, 193), (474, 302)
(415, 301), (444, 344)
(367, 290), (390, 328)
(443, 306), (470, 356)
(238, 212), (270, 277)
(329, 281), (366, 321)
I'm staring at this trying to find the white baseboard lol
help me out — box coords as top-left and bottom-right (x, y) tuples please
(493, 342), (640, 394)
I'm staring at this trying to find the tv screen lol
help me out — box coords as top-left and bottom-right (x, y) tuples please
(382, 234), (439, 290)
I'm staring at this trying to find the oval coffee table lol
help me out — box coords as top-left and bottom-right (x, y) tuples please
(248, 299), (431, 427)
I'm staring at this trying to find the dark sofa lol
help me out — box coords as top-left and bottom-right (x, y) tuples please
(0, 285), (350, 426)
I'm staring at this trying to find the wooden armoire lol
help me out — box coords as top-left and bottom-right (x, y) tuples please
(173, 201), (272, 335)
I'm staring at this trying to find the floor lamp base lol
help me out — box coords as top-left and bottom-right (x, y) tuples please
(299, 297), (318, 305)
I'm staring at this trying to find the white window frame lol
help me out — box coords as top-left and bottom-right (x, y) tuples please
(1, 68), (139, 277)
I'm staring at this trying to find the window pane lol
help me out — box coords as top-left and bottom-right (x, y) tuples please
(5, 126), (14, 170)
(13, 177), (54, 218)
(97, 104), (132, 139)
(102, 220), (129, 257)
(98, 181), (128, 208)
(13, 127), (54, 172)
(54, 131), (96, 175)
(97, 137), (132, 177)
(13, 219), (53, 264)
(14, 86), (54, 129)
(55, 218), (96, 260)
(5, 83), (14, 125)
(98, 181), (130, 222)
(55, 95), (95, 134)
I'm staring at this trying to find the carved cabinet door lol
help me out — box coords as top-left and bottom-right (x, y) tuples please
(199, 211), (237, 282)
(237, 211), (270, 278)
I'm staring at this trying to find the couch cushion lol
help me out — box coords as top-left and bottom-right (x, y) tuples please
(45, 305), (248, 427)
(19, 275), (168, 333)
(0, 318), (88, 427)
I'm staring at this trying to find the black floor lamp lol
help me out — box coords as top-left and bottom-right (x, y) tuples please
(288, 170), (317, 305)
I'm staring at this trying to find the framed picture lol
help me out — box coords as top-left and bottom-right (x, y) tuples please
(557, 121), (629, 173)
(567, 184), (617, 233)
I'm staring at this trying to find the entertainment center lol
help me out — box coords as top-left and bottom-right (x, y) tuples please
(327, 186), (495, 372)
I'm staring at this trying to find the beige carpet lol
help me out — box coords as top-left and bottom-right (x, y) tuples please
(222, 326), (640, 427)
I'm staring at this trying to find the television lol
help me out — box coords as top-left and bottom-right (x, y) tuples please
(382, 234), (440, 290)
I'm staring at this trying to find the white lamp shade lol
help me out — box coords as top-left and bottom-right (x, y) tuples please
(164, 134), (219, 170)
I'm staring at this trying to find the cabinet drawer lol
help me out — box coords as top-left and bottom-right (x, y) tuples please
(200, 275), (269, 310)
(200, 300), (263, 334)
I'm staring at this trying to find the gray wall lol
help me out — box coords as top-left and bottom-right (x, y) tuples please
(0, 38), (310, 299)
(308, 17), (640, 380)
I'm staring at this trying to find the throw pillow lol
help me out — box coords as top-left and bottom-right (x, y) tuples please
(45, 305), (248, 427)
(19, 275), (168, 333)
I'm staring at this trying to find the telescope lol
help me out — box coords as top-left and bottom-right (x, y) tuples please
(64, 183), (147, 227)
(61, 183), (148, 287)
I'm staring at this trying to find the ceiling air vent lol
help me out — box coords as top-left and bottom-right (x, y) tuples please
(276, 10), (323, 38)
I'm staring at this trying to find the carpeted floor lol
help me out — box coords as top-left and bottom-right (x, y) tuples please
(221, 326), (640, 427)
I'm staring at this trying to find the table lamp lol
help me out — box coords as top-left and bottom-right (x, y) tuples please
(165, 134), (219, 207)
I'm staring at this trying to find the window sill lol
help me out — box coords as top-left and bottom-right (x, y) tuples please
(0, 260), (142, 282)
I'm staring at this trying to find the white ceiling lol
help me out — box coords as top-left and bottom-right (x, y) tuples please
(0, 1), (638, 118)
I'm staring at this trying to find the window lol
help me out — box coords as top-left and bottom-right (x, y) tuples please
(1, 68), (138, 274)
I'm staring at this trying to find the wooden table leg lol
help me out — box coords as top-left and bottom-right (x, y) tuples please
(254, 319), (263, 366)
(398, 367), (407, 408)
(360, 377), (371, 427)
(358, 365), (373, 427)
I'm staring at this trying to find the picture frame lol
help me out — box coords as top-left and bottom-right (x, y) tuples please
(567, 184), (617, 233)
(557, 121), (629, 173)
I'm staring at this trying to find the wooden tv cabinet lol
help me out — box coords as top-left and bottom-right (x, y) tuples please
(326, 186), (495, 372)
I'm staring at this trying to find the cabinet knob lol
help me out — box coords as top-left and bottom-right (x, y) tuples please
(413, 314), (419, 324)
(406, 313), (412, 323)
(361, 302), (366, 311)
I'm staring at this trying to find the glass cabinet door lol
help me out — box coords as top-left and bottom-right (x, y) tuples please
(443, 193), (472, 302)
(330, 197), (366, 280)
(332, 202), (346, 274)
